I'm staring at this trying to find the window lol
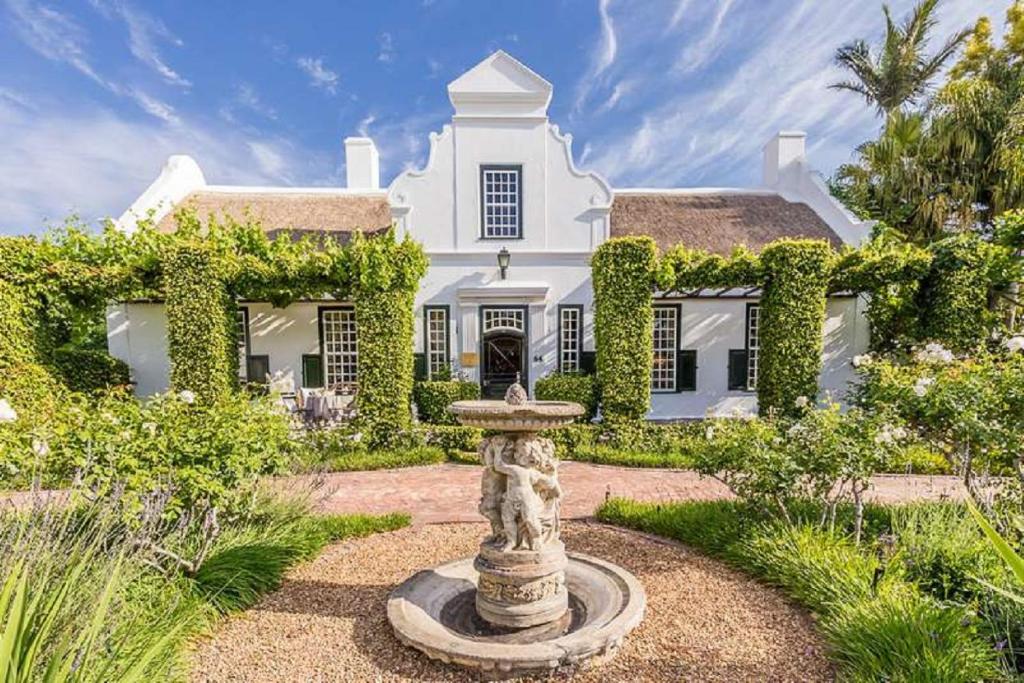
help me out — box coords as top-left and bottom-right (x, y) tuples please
(236, 307), (249, 381)
(424, 306), (450, 378)
(320, 308), (358, 387)
(558, 306), (582, 373)
(746, 304), (760, 391)
(482, 307), (525, 334)
(652, 306), (678, 392)
(481, 165), (522, 239)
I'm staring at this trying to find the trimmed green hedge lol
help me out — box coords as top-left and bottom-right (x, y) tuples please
(421, 424), (483, 453)
(0, 279), (44, 369)
(592, 237), (657, 423)
(165, 243), (237, 404)
(534, 372), (598, 421)
(757, 240), (831, 417)
(51, 348), (130, 393)
(355, 288), (417, 446)
(916, 233), (996, 352)
(413, 380), (480, 425)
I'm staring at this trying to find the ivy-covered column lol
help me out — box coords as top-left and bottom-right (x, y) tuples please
(757, 240), (832, 417)
(165, 242), (237, 404)
(350, 231), (427, 448)
(592, 237), (657, 424)
(916, 233), (995, 353)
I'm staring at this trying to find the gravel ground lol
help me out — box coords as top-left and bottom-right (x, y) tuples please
(189, 522), (832, 682)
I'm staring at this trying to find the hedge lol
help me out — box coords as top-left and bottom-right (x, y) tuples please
(757, 240), (832, 417)
(165, 243), (238, 404)
(534, 372), (598, 421)
(354, 288), (416, 446)
(51, 348), (130, 393)
(916, 233), (996, 352)
(592, 237), (657, 422)
(413, 380), (480, 425)
(421, 424), (483, 453)
(0, 279), (45, 369)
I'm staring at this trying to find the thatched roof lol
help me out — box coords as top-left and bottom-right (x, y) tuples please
(610, 192), (841, 254)
(156, 190), (393, 240)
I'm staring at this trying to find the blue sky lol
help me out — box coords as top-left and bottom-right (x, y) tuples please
(0, 0), (1009, 234)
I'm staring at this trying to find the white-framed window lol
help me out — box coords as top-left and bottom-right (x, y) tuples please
(481, 165), (522, 239)
(559, 306), (582, 373)
(483, 307), (525, 334)
(236, 307), (249, 381)
(321, 308), (358, 387)
(425, 306), (449, 378)
(746, 304), (760, 391)
(652, 306), (678, 392)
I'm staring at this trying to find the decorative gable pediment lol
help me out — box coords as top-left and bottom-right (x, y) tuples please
(447, 50), (552, 118)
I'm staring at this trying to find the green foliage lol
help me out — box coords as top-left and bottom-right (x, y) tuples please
(0, 389), (292, 515)
(598, 498), (1000, 682)
(855, 347), (1024, 493)
(828, 0), (971, 115)
(51, 348), (130, 393)
(658, 244), (761, 291)
(757, 240), (832, 417)
(354, 288), (416, 447)
(192, 500), (409, 613)
(591, 237), (657, 422)
(412, 380), (480, 425)
(165, 243), (237, 405)
(917, 232), (1004, 351)
(534, 372), (598, 420)
(421, 424), (483, 454)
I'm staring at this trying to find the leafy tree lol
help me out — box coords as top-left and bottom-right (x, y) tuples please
(834, 3), (1024, 242)
(830, 0), (970, 115)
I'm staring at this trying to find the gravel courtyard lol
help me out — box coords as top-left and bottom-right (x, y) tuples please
(189, 521), (832, 682)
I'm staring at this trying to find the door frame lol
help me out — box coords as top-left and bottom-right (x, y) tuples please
(478, 304), (529, 395)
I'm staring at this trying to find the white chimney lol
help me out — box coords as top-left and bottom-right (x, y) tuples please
(344, 137), (380, 190)
(762, 131), (806, 187)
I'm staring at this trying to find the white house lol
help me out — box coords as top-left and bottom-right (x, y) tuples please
(108, 51), (871, 419)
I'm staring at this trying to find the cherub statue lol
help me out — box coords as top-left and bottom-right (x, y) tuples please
(478, 436), (511, 544)
(493, 437), (562, 551)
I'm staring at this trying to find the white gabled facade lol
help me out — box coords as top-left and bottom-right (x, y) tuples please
(108, 50), (872, 418)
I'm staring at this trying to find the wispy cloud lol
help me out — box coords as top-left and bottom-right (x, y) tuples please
(0, 96), (333, 233)
(89, 0), (191, 87)
(220, 83), (277, 123)
(296, 56), (339, 94)
(571, 0), (1007, 188)
(378, 32), (395, 64)
(572, 0), (619, 114)
(6, 0), (179, 122)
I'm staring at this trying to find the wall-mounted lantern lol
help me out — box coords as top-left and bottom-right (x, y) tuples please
(497, 247), (511, 280)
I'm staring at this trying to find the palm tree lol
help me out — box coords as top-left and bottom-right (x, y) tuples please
(830, 0), (971, 115)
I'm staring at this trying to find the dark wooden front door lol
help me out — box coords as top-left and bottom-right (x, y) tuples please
(482, 334), (524, 398)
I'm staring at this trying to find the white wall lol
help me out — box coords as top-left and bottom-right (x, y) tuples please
(107, 303), (170, 396)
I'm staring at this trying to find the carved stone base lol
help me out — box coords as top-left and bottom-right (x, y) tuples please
(474, 541), (568, 628)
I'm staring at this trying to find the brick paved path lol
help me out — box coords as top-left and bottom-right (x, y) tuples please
(303, 462), (965, 525)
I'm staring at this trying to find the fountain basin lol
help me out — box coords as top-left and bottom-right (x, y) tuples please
(387, 552), (645, 679)
(449, 399), (583, 431)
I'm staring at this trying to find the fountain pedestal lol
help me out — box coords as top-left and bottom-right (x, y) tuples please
(475, 539), (568, 628)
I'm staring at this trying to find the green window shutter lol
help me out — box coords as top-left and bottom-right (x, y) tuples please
(727, 349), (748, 391)
(580, 351), (597, 375)
(677, 349), (697, 392)
(413, 352), (428, 381)
(246, 355), (270, 385)
(301, 354), (324, 388)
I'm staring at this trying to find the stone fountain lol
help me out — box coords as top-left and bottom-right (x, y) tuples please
(387, 382), (645, 679)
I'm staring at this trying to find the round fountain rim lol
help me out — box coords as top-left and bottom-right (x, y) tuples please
(449, 399), (584, 431)
(387, 551), (646, 678)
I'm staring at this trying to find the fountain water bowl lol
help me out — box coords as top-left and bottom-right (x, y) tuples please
(387, 384), (646, 679)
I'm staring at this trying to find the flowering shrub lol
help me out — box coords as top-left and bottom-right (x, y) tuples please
(856, 341), (1024, 504)
(0, 389), (292, 517)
